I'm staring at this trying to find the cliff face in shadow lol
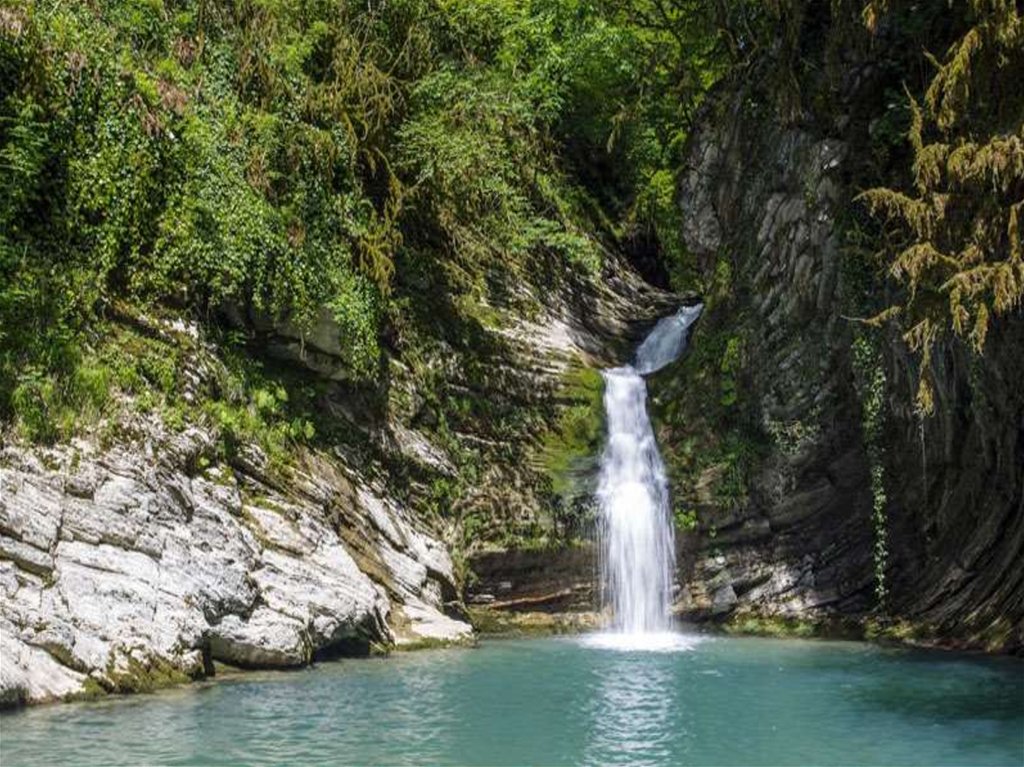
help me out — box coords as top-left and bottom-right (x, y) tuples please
(882, 318), (1023, 645)
(657, 16), (1023, 651)
(659, 92), (875, 626)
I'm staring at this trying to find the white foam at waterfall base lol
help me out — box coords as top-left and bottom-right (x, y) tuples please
(586, 304), (703, 652)
(578, 631), (704, 653)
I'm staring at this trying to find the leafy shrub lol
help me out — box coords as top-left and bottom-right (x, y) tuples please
(1, 0), (727, 440)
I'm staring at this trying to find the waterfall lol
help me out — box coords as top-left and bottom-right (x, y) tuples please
(635, 304), (704, 375)
(593, 304), (703, 646)
(597, 367), (674, 634)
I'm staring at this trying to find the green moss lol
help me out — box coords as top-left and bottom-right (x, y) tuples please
(718, 336), (743, 407)
(65, 656), (193, 702)
(971, 618), (1016, 652)
(725, 614), (1014, 652)
(468, 607), (600, 637)
(865, 618), (911, 642)
(537, 362), (603, 497)
(723, 612), (864, 641)
(64, 676), (108, 703)
(391, 635), (478, 652)
(724, 614), (820, 639)
(103, 655), (193, 696)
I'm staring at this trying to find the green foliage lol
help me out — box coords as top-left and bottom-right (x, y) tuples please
(327, 272), (382, 378)
(201, 346), (320, 469)
(1, 0), (727, 440)
(11, 370), (82, 443)
(397, 64), (599, 274)
(706, 257), (733, 307)
(674, 506), (698, 531)
(1, 0), (391, 431)
(652, 317), (768, 518)
(859, 0), (1024, 414)
(718, 335), (742, 407)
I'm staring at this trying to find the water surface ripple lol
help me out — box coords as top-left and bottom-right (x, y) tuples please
(2, 636), (1022, 767)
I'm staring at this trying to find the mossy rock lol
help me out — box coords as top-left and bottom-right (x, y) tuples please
(722, 612), (864, 641)
(104, 654), (195, 696)
(390, 635), (478, 652)
(64, 676), (108, 704)
(536, 362), (604, 497)
(468, 607), (600, 637)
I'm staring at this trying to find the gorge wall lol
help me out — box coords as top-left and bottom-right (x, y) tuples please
(654, 16), (1024, 651)
(663, 94), (876, 624)
(1, 425), (470, 704)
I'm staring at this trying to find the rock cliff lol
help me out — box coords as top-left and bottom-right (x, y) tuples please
(658, 53), (1023, 652)
(0, 249), (676, 705)
(664, 92), (875, 625)
(0, 421), (471, 705)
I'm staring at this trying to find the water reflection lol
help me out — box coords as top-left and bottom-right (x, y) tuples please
(379, 650), (462, 763)
(583, 653), (681, 766)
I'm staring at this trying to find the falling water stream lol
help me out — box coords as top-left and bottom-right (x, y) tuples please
(591, 304), (703, 648)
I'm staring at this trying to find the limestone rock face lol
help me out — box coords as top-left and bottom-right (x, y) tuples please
(0, 424), (470, 705)
(0, 232), (687, 705)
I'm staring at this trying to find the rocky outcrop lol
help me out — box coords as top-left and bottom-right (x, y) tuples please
(666, 94), (875, 624)
(380, 248), (682, 549)
(468, 546), (596, 612)
(663, 63), (1023, 651)
(0, 239), (686, 705)
(0, 421), (470, 706)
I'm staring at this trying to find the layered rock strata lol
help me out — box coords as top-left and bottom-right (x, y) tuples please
(0, 424), (471, 705)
